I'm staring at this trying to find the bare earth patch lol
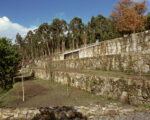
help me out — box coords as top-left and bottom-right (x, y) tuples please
(1, 80), (109, 108)
(10, 81), (48, 107)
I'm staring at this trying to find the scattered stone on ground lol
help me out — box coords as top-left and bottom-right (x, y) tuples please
(32, 106), (87, 120)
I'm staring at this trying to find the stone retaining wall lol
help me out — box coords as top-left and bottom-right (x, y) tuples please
(34, 69), (150, 106)
(51, 31), (150, 74)
(52, 53), (150, 74)
(0, 108), (40, 120)
(79, 32), (150, 58)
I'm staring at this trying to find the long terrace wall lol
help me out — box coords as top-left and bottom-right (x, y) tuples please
(52, 31), (150, 74)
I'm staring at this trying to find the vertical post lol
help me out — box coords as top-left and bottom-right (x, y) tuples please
(22, 57), (25, 102)
(67, 82), (69, 97)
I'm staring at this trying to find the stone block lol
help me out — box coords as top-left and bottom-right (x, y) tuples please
(120, 91), (129, 104)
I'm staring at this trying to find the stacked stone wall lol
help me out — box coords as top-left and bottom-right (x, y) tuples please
(34, 68), (150, 106)
(52, 31), (150, 74)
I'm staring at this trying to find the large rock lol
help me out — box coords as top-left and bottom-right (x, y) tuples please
(120, 91), (129, 104)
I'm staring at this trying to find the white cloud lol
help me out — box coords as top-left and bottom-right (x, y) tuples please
(0, 16), (37, 43)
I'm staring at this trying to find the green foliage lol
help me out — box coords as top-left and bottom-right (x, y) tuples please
(69, 17), (84, 49)
(93, 79), (98, 84)
(90, 82), (94, 87)
(72, 78), (75, 84)
(87, 15), (122, 43)
(29, 63), (34, 70)
(146, 12), (150, 30)
(0, 38), (21, 89)
(141, 104), (150, 109)
(16, 14), (122, 59)
(90, 79), (98, 87)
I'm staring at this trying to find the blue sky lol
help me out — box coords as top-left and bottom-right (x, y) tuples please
(0, 0), (118, 27)
(0, 0), (150, 41)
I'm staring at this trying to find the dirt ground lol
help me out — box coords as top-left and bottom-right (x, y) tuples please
(0, 79), (112, 108)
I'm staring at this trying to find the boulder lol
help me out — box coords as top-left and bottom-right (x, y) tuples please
(120, 91), (129, 104)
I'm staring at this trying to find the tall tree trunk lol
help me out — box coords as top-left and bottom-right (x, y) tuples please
(76, 38), (79, 49)
(10, 76), (13, 88)
(72, 39), (75, 50)
(46, 41), (51, 55)
(62, 40), (65, 52)
(84, 33), (87, 47)
(4, 79), (7, 89)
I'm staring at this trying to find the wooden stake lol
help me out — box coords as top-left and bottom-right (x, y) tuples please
(22, 74), (25, 102)
(67, 83), (69, 97)
(22, 58), (25, 102)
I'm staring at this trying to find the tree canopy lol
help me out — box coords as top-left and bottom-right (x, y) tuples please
(110, 0), (147, 33)
(0, 38), (21, 89)
(16, 15), (121, 59)
(15, 0), (150, 59)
